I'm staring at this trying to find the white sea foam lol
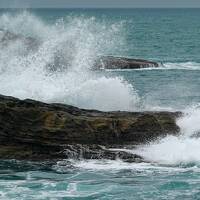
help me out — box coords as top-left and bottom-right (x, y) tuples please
(0, 12), (139, 111)
(142, 62), (200, 71)
(61, 106), (200, 168)
(54, 159), (189, 172)
(64, 106), (200, 169)
(163, 62), (200, 70)
(134, 106), (200, 166)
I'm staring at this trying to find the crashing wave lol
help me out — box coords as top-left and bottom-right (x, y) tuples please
(0, 11), (139, 111)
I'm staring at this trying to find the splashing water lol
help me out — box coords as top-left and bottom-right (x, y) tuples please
(0, 12), (139, 111)
(135, 106), (200, 166)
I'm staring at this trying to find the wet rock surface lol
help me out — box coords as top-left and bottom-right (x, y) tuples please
(0, 95), (181, 161)
(94, 56), (159, 70)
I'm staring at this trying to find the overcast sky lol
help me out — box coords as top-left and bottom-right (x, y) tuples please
(1, 0), (200, 8)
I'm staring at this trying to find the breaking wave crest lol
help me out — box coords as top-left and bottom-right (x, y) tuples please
(0, 11), (139, 111)
(135, 106), (200, 166)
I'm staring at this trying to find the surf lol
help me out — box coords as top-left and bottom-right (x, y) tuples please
(0, 11), (139, 111)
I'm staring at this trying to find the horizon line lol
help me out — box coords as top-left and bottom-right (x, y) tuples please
(0, 7), (200, 9)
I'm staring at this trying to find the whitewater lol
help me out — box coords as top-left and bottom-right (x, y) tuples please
(0, 9), (200, 199)
(0, 11), (140, 111)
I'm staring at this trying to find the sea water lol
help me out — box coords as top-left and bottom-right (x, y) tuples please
(0, 8), (200, 199)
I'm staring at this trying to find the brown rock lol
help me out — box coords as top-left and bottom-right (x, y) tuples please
(0, 95), (181, 161)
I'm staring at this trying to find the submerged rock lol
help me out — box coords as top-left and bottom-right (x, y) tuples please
(0, 95), (181, 161)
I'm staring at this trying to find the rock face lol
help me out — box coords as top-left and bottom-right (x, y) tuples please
(93, 56), (159, 70)
(0, 95), (181, 161)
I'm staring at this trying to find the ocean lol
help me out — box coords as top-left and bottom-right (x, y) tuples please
(0, 8), (200, 199)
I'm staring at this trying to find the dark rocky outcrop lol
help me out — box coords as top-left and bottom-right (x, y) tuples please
(93, 56), (159, 70)
(0, 95), (181, 161)
(49, 55), (159, 72)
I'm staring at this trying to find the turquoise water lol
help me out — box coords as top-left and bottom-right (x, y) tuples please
(1, 160), (200, 199)
(1, 8), (200, 199)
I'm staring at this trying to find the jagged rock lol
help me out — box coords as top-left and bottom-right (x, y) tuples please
(0, 95), (181, 161)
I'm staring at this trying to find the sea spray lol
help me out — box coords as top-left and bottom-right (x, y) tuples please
(0, 12), (139, 111)
(134, 106), (200, 166)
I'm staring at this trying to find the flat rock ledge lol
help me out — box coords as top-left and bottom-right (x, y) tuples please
(0, 95), (181, 162)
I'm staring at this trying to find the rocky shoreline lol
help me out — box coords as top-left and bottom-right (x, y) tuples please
(0, 95), (181, 162)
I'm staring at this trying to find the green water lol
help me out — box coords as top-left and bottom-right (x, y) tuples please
(1, 160), (200, 200)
